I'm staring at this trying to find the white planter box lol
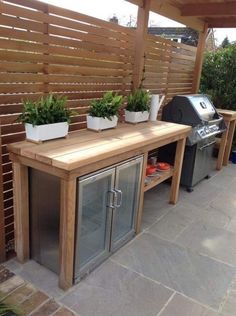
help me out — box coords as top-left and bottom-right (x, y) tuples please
(25, 122), (69, 142)
(125, 110), (149, 123)
(87, 115), (118, 131)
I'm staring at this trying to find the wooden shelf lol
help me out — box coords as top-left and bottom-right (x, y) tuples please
(144, 167), (174, 192)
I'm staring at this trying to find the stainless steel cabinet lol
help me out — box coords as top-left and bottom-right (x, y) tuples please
(74, 156), (143, 281)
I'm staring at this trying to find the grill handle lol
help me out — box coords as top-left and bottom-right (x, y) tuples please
(199, 140), (216, 151)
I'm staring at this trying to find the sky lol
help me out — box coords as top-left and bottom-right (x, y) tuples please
(38, 0), (236, 46)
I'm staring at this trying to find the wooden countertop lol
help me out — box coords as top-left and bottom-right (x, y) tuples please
(8, 121), (191, 171)
(217, 109), (236, 120)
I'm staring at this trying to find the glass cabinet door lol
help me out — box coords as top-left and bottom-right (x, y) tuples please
(74, 168), (115, 280)
(111, 156), (143, 252)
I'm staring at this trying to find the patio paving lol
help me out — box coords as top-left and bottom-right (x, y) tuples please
(3, 163), (236, 315)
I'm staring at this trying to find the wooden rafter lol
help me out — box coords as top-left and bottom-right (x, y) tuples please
(207, 17), (236, 28)
(126, 0), (205, 31)
(127, 0), (236, 29)
(181, 2), (236, 17)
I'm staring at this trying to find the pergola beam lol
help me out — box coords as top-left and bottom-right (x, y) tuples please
(207, 17), (236, 28)
(126, 0), (205, 31)
(181, 2), (236, 17)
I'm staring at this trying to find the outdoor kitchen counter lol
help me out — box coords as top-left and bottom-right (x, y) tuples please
(216, 109), (236, 170)
(8, 121), (191, 290)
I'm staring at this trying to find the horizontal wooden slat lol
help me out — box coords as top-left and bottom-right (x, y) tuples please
(0, 27), (132, 56)
(0, 51), (132, 71)
(0, 73), (132, 84)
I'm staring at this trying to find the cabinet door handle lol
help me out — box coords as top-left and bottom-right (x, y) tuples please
(114, 189), (122, 208)
(107, 190), (117, 209)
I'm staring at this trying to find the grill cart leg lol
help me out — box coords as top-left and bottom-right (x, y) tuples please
(186, 186), (194, 193)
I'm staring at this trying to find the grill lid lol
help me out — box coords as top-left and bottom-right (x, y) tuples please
(162, 94), (226, 145)
(187, 95), (215, 121)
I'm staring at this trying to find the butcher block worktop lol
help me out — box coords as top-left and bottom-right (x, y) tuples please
(9, 121), (191, 172)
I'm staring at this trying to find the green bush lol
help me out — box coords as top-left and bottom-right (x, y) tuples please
(200, 44), (236, 109)
(126, 89), (151, 112)
(200, 43), (236, 148)
(17, 94), (74, 126)
(89, 91), (123, 120)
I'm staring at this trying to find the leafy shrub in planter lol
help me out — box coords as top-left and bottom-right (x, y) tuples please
(17, 94), (73, 126)
(89, 91), (123, 120)
(126, 89), (151, 112)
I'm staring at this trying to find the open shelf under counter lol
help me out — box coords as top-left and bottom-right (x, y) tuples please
(144, 166), (174, 192)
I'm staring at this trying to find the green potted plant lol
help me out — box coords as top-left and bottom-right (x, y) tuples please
(0, 301), (20, 315)
(17, 94), (74, 142)
(125, 89), (151, 123)
(87, 91), (123, 131)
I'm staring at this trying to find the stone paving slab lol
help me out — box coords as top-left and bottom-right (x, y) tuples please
(54, 307), (79, 316)
(159, 293), (218, 316)
(30, 299), (60, 316)
(4, 260), (65, 299)
(0, 275), (25, 299)
(147, 208), (193, 241)
(3, 283), (36, 305)
(61, 259), (173, 316)
(112, 232), (236, 309)
(219, 290), (236, 316)
(176, 220), (236, 266)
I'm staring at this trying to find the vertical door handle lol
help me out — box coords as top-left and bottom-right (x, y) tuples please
(107, 189), (117, 209)
(114, 189), (122, 208)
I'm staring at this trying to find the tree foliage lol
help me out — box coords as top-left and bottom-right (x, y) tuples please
(221, 36), (230, 48)
(200, 43), (236, 110)
(200, 43), (236, 149)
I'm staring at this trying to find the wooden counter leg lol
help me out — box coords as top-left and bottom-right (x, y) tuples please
(223, 120), (236, 166)
(59, 178), (76, 290)
(169, 138), (186, 204)
(13, 162), (29, 263)
(135, 152), (148, 234)
(216, 122), (229, 170)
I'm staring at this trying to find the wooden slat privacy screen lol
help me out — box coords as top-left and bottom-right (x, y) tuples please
(0, 0), (197, 259)
(143, 34), (197, 114)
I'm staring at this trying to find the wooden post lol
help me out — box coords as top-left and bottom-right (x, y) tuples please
(170, 137), (186, 204)
(59, 178), (76, 290)
(0, 124), (6, 262)
(192, 23), (208, 93)
(13, 162), (29, 262)
(132, 0), (151, 90)
(223, 120), (236, 166)
(216, 122), (229, 170)
(136, 152), (148, 234)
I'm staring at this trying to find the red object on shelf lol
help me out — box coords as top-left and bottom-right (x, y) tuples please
(146, 165), (157, 175)
(156, 162), (171, 171)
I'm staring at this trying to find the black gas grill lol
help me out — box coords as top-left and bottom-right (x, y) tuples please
(159, 94), (226, 191)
